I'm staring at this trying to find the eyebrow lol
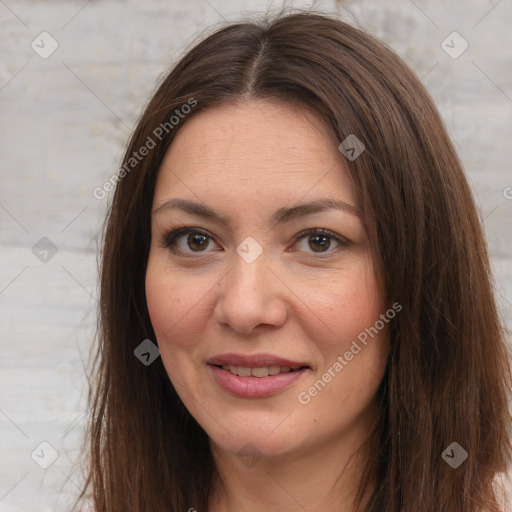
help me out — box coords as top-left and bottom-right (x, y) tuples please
(153, 197), (361, 225)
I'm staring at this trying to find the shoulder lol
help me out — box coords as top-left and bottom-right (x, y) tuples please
(493, 469), (512, 511)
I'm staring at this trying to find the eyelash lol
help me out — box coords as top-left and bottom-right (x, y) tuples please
(158, 226), (350, 257)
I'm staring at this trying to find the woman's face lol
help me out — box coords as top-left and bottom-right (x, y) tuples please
(146, 100), (390, 462)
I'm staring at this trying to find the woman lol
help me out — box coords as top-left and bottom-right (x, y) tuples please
(78, 10), (512, 512)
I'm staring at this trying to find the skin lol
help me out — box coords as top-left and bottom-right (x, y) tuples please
(145, 99), (390, 512)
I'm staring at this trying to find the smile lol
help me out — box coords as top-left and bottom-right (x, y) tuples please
(217, 364), (306, 377)
(208, 363), (311, 398)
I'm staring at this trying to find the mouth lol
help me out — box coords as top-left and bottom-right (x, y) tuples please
(209, 364), (310, 378)
(206, 353), (312, 398)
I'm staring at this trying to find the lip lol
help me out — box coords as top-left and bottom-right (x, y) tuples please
(206, 353), (310, 369)
(208, 364), (310, 398)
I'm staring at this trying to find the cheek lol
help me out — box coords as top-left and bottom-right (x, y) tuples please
(305, 259), (384, 351)
(297, 271), (389, 425)
(144, 254), (212, 358)
(299, 259), (389, 401)
(327, 269), (389, 390)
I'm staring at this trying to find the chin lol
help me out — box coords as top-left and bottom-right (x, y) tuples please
(208, 422), (301, 461)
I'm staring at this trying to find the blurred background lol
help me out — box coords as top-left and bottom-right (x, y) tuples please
(0, 0), (511, 510)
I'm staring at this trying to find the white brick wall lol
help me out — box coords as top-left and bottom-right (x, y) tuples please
(1, 1), (510, 509)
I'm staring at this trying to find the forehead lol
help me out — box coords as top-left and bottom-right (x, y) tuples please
(153, 100), (357, 210)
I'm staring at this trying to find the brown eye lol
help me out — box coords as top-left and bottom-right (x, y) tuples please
(186, 233), (209, 251)
(161, 227), (217, 255)
(308, 234), (332, 252)
(293, 228), (348, 255)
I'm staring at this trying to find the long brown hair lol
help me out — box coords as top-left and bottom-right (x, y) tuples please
(77, 9), (512, 511)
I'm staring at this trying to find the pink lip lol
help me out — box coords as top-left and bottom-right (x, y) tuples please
(207, 352), (309, 368)
(208, 364), (310, 398)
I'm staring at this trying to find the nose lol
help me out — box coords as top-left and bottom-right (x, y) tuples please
(213, 249), (288, 334)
